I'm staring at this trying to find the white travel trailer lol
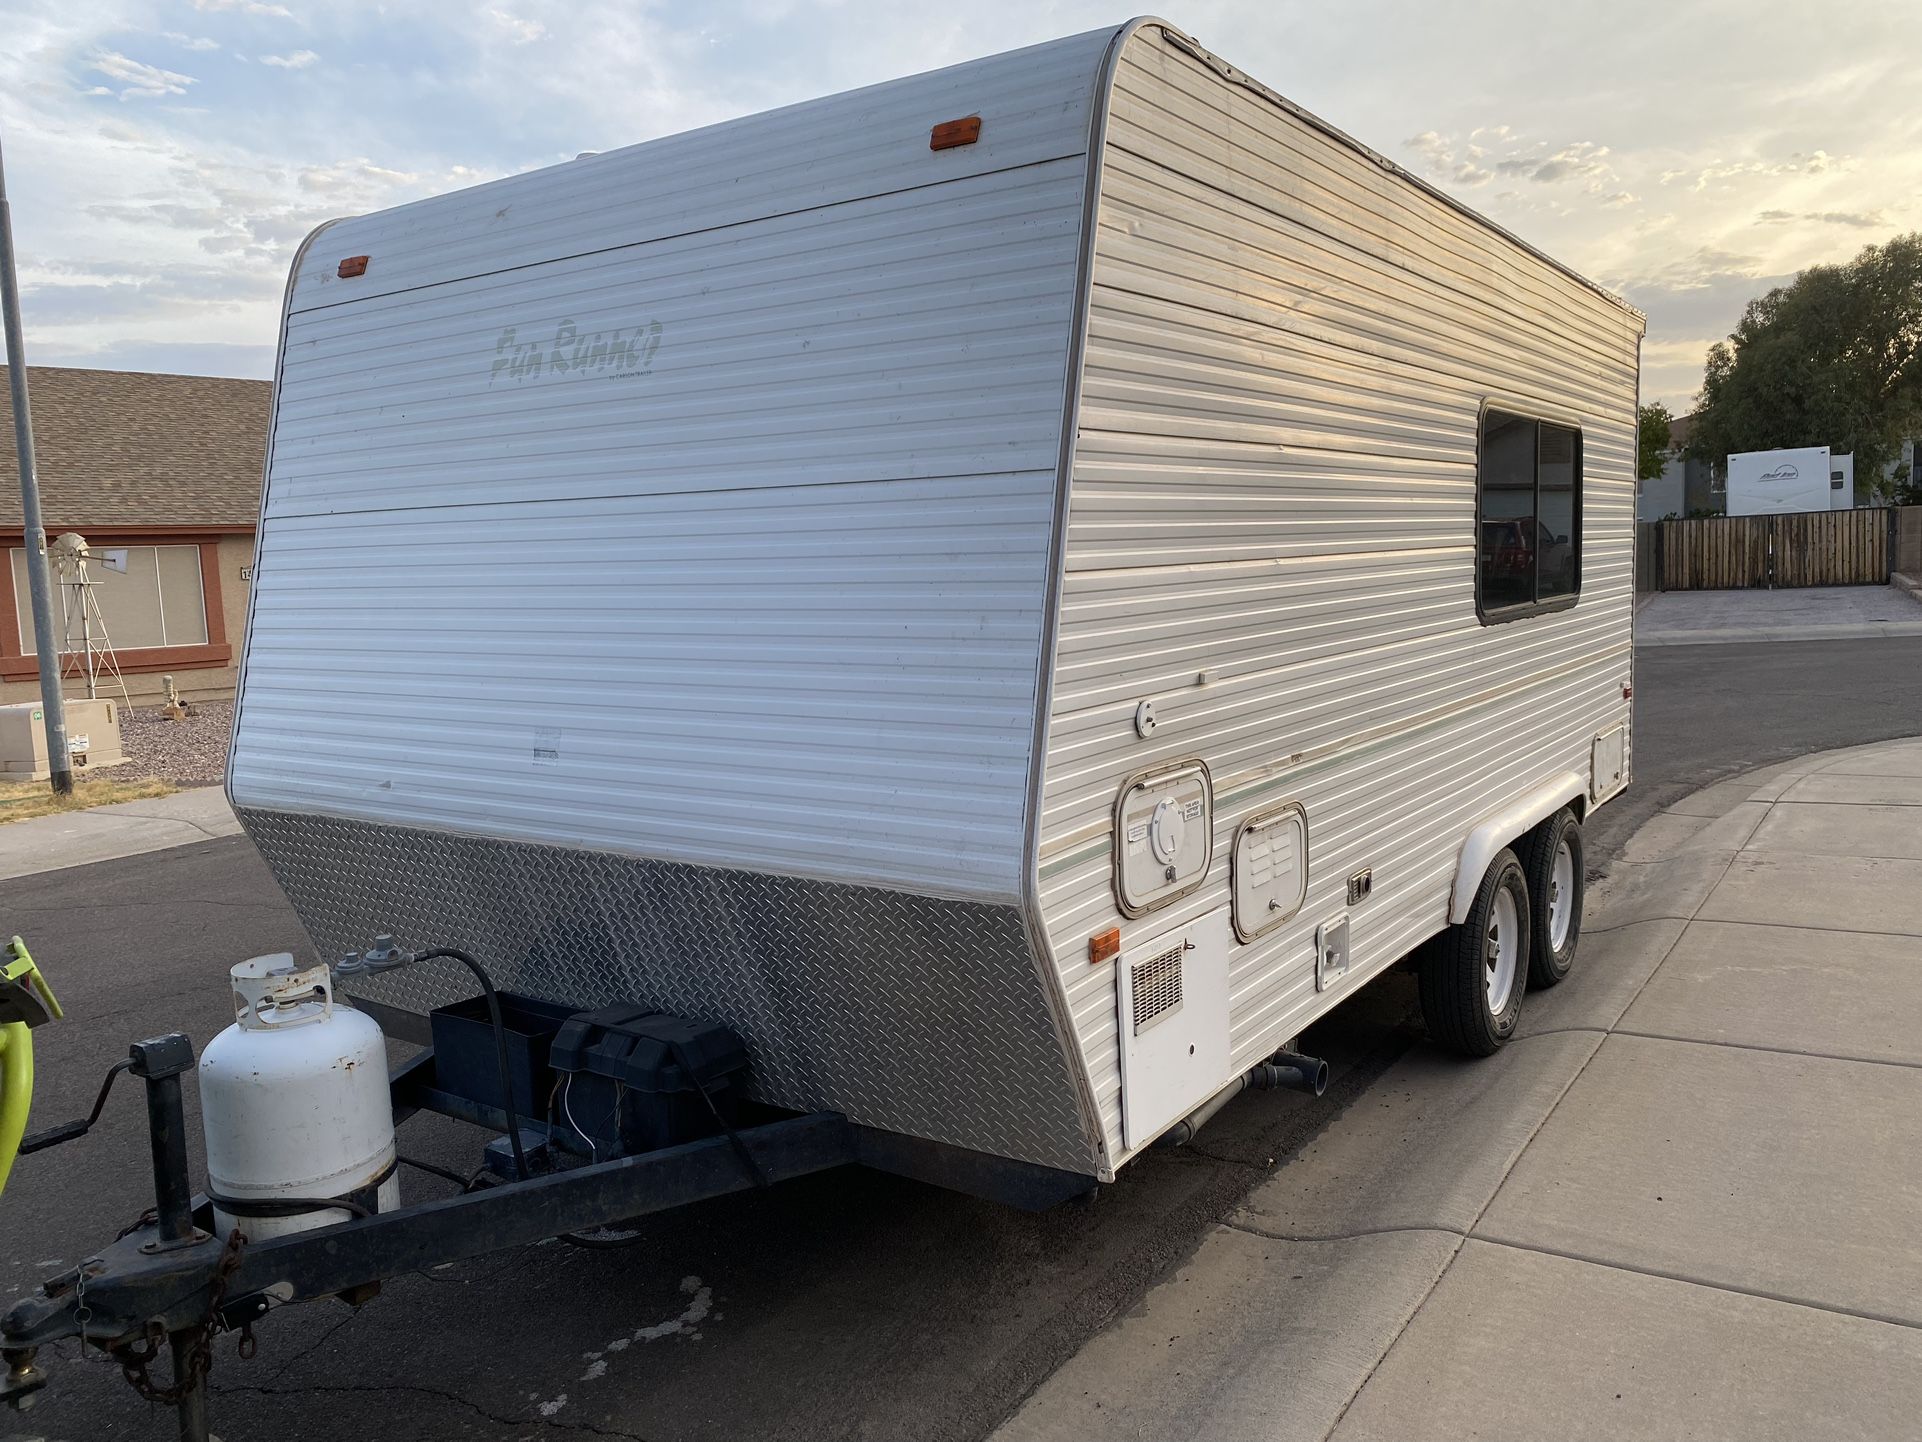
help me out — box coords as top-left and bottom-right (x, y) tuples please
(1726, 446), (1833, 515)
(231, 18), (1643, 1188)
(1830, 452), (1856, 509)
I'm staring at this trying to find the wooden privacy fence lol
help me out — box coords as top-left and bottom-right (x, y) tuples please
(1649, 508), (1893, 591)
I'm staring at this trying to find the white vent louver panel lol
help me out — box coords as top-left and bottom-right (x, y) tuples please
(1130, 944), (1184, 1033)
(1116, 915), (1231, 1152)
(1231, 802), (1307, 942)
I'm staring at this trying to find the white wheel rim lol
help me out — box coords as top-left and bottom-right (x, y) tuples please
(1486, 887), (1519, 1015)
(1549, 839), (1575, 953)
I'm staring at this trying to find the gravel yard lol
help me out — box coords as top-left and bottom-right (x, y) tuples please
(118, 699), (233, 787)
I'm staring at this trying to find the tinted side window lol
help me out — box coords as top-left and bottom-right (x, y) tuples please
(1477, 409), (1582, 620)
(1536, 422), (1579, 599)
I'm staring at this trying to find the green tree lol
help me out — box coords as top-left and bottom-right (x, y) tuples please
(1688, 233), (1922, 502)
(1636, 401), (1673, 481)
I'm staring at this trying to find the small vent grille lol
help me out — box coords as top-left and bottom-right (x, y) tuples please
(1131, 945), (1185, 1034)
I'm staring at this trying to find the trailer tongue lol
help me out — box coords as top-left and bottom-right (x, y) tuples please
(1, 939), (1115, 1440)
(2, 1053), (852, 1436)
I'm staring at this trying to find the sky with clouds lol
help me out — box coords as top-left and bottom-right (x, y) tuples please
(2, 0), (1918, 412)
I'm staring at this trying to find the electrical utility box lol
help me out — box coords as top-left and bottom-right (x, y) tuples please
(0, 698), (128, 780)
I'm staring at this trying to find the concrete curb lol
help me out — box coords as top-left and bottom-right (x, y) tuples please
(1595, 735), (1921, 875)
(1637, 620), (1922, 647)
(0, 785), (241, 881)
(1585, 735), (1922, 933)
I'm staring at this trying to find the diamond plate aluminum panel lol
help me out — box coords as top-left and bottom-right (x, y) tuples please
(238, 808), (1098, 1174)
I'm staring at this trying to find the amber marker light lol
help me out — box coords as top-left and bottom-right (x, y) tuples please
(1089, 927), (1121, 965)
(337, 255), (369, 278)
(930, 116), (982, 150)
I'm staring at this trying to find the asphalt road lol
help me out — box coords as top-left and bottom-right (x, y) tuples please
(1586, 632), (1922, 865)
(4, 632), (1921, 1442)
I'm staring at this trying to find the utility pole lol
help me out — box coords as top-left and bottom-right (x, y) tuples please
(0, 128), (72, 795)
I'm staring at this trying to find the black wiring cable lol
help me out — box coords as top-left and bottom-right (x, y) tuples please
(406, 945), (645, 1249)
(411, 947), (531, 1184)
(555, 1074), (648, 1250)
(402, 944), (760, 1250)
(396, 1154), (474, 1189)
(669, 1037), (767, 1190)
(553, 1038), (764, 1249)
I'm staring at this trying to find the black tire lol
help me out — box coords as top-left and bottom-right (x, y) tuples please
(1419, 848), (1531, 1057)
(1521, 809), (1584, 989)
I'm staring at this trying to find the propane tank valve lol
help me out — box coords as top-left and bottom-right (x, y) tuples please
(359, 935), (411, 973)
(332, 933), (419, 978)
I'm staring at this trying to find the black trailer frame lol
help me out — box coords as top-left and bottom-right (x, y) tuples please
(1, 1029), (1088, 1441)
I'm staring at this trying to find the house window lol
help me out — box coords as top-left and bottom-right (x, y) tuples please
(1476, 409), (1581, 621)
(9, 545), (210, 654)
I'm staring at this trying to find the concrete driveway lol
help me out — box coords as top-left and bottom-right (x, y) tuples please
(1638, 583), (1922, 646)
(1001, 736), (1922, 1441)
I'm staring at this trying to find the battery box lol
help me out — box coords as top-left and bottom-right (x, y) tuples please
(548, 1005), (749, 1157)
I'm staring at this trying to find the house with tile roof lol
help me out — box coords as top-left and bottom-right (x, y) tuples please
(0, 366), (267, 704)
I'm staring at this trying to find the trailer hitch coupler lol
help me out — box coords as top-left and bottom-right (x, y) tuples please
(2, 1347), (45, 1410)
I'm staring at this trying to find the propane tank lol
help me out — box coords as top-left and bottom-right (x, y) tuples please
(199, 954), (399, 1241)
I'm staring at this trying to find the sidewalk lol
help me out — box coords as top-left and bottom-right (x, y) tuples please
(0, 785), (241, 880)
(1000, 736), (1922, 1442)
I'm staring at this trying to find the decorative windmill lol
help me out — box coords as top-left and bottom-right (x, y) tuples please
(47, 532), (133, 708)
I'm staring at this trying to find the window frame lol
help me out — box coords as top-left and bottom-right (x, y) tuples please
(0, 530), (234, 681)
(1474, 402), (1584, 626)
(9, 543), (211, 655)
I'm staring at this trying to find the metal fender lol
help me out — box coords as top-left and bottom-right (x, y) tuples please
(1448, 772), (1586, 923)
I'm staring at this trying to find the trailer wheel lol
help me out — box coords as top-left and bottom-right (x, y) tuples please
(1419, 849), (1531, 1057)
(1521, 809), (1583, 989)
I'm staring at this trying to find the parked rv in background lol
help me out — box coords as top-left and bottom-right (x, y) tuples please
(1831, 452), (1856, 509)
(1726, 445), (1855, 515)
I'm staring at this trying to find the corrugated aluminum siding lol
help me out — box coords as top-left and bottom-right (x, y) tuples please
(233, 29), (1119, 904)
(284, 32), (1111, 312)
(1039, 27), (1644, 1164)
